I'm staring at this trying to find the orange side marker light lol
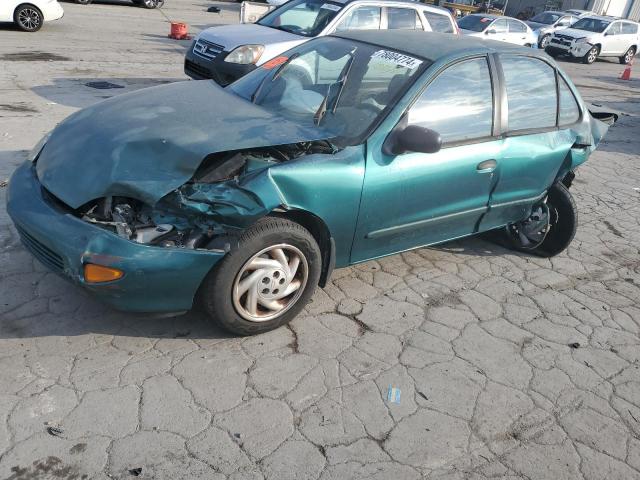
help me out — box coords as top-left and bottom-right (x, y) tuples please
(84, 263), (124, 283)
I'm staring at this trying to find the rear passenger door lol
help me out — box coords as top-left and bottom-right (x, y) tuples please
(480, 54), (581, 230)
(620, 22), (639, 53)
(602, 22), (625, 54)
(506, 19), (529, 45)
(488, 18), (509, 43)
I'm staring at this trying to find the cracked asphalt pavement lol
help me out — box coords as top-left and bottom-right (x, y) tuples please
(1, 2), (640, 478)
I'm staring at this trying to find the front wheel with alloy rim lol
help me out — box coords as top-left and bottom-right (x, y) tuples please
(539, 35), (551, 49)
(200, 217), (322, 335)
(583, 45), (599, 64)
(619, 47), (636, 64)
(14, 4), (43, 32)
(504, 182), (577, 257)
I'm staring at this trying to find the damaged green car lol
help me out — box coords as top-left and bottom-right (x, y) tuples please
(7, 31), (614, 335)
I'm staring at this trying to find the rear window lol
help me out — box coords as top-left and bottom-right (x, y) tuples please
(423, 11), (454, 33)
(335, 6), (381, 31)
(501, 55), (557, 131)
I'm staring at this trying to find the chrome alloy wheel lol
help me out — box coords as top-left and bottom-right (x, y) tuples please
(18, 8), (41, 30)
(232, 244), (308, 322)
(587, 47), (598, 64)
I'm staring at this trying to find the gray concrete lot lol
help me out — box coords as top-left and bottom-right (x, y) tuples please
(1, 2), (640, 478)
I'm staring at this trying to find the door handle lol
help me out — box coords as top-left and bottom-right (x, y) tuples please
(477, 159), (497, 173)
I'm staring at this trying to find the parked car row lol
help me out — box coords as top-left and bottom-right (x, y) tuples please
(1, 0), (163, 32)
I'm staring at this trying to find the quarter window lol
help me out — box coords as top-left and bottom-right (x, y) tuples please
(407, 58), (493, 143)
(423, 11), (454, 33)
(336, 6), (381, 31)
(621, 22), (638, 34)
(501, 56), (556, 131)
(386, 8), (422, 30)
(558, 76), (580, 125)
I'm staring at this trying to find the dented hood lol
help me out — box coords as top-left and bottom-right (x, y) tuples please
(36, 80), (330, 209)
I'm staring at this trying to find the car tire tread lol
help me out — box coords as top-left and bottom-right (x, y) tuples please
(199, 216), (322, 336)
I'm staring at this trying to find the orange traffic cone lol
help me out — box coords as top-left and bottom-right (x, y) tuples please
(620, 59), (633, 80)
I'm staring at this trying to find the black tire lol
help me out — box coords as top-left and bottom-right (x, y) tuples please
(538, 34), (551, 49)
(545, 47), (558, 58)
(505, 182), (577, 257)
(583, 45), (599, 64)
(200, 217), (322, 336)
(14, 4), (43, 32)
(75, 0), (92, 4)
(619, 47), (636, 65)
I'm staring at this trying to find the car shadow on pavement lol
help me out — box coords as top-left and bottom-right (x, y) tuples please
(31, 77), (185, 109)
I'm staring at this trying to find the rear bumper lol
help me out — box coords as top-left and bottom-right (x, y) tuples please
(6, 161), (225, 312)
(184, 42), (257, 86)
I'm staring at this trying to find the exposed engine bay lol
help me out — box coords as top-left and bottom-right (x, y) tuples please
(76, 141), (337, 250)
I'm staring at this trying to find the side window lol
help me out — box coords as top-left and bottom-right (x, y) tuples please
(501, 55), (556, 131)
(558, 76), (580, 126)
(507, 19), (526, 33)
(607, 22), (622, 35)
(492, 19), (508, 32)
(386, 7), (422, 30)
(335, 6), (381, 31)
(407, 58), (493, 143)
(557, 16), (572, 26)
(423, 11), (454, 33)
(621, 22), (638, 34)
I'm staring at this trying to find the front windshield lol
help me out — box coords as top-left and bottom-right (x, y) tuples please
(570, 17), (610, 32)
(457, 15), (493, 32)
(258, 0), (343, 37)
(530, 12), (562, 24)
(229, 37), (428, 145)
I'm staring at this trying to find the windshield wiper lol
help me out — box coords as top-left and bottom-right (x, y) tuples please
(313, 50), (355, 126)
(251, 52), (301, 103)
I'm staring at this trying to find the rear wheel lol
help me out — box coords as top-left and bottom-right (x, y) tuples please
(583, 45), (599, 64)
(619, 46), (636, 64)
(75, 0), (92, 4)
(14, 4), (43, 32)
(200, 217), (322, 335)
(504, 182), (577, 257)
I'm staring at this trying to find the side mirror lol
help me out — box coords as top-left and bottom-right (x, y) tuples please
(383, 125), (442, 156)
(486, 28), (496, 34)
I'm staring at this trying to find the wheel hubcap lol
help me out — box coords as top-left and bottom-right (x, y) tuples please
(19, 9), (40, 29)
(541, 37), (549, 48)
(507, 202), (552, 250)
(232, 244), (308, 322)
(589, 49), (597, 62)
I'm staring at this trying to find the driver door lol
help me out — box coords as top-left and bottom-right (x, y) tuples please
(351, 57), (501, 263)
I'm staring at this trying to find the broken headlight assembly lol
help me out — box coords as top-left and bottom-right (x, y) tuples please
(75, 141), (337, 251)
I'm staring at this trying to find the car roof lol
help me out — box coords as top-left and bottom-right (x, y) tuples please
(581, 14), (623, 21)
(332, 30), (543, 62)
(347, 0), (453, 14)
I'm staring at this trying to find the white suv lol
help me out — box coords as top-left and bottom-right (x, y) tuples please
(546, 16), (639, 64)
(184, 0), (459, 85)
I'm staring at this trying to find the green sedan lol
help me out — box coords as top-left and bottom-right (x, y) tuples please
(7, 31), (613, 335)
